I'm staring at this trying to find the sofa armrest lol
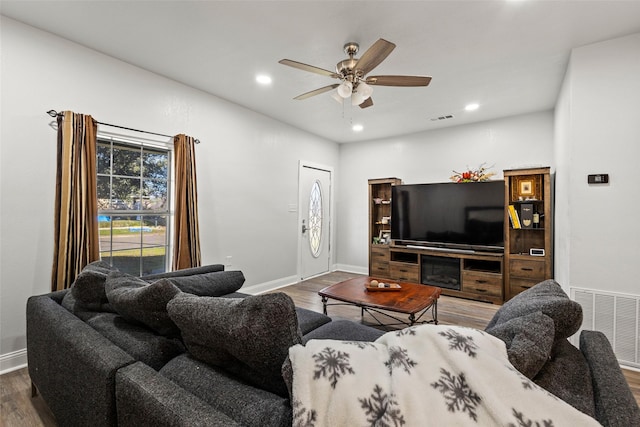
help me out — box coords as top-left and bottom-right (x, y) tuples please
(580, 330), (640, 426)
(116, 362), (242, 427)
(140, 264), (224, 281)
(27, 294), (135, 427)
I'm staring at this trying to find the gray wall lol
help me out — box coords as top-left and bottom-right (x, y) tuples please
(554, 32), (640, 295)
(336, 111), (555, 271)
(0, 17), (339, 370)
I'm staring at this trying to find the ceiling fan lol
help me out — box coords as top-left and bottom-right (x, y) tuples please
(279, 38), (431, 109)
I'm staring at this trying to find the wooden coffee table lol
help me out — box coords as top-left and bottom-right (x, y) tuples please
(318, 276), (441, 327)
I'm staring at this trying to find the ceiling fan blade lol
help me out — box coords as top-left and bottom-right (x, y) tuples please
(293, 84), (340, 100)
(359, 97), (374, 109)
(366, 75), (432, 87)
(279, 59), (339, 79)
(354, 39), (396, 75)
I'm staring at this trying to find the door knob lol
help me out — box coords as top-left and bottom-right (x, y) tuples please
(301, 219), (308, 234)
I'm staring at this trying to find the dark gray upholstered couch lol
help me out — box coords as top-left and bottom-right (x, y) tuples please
(27, 264), (639, 427)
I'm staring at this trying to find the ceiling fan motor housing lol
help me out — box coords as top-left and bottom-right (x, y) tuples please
(337, 42), (364, 82)
(336, 58), (359, 80)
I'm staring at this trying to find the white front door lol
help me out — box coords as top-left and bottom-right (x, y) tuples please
(299, 164), (331, 280)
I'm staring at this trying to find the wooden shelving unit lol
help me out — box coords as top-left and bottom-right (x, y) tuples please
(504, 167), (553, 300)
(368, 178), (402, 278)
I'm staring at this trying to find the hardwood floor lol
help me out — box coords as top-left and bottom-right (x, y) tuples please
(277, 270), (499, 330)
(2, 270), (638, 426)
(1, 367), (56, 427)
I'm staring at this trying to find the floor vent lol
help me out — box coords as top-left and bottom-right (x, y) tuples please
(571, 287), (639, 368)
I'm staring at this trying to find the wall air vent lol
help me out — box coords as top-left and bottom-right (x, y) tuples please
(571, 287), (639, 368)
(430, 114), (454, 121)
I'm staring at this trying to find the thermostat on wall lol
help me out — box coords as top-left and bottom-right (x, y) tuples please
(588, 174), (609, 184)
(530, 248), (545, 257)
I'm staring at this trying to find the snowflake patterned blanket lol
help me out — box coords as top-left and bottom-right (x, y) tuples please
(288, 324), (601, 427)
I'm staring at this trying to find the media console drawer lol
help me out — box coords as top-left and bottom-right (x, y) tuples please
(371, 246), (390, 261)
(509, 277), (540, 295)
(462, 271), (502, 297)
(370, 246), (391, 278)
(389, 263), (419, 282)
(510, 258), (545, 279)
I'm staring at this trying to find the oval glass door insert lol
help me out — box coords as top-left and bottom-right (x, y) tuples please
(308, 180), (323, 257)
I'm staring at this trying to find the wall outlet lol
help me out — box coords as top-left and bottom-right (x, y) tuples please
(225, 255), (232, 268)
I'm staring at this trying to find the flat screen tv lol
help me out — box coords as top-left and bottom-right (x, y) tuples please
(391, 181), (504, 252)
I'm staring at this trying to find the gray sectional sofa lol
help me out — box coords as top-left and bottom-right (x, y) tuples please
(26, 262), (639, 426)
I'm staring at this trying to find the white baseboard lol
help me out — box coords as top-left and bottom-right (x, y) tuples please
(240, 275), (299, 295)
(334, 264), (368, 275)
(0, 348), (27, 375)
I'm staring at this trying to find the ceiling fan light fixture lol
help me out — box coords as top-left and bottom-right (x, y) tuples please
(358, 81), (373, 99)
(351, 91), (366, 106)
(337, 81), (353, 98)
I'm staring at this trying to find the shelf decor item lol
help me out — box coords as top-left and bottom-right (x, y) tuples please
(511, 174), (542, 200)
(450, 163), (496, 183)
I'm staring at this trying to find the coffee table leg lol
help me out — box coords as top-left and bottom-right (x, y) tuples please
(321, 296), (328, 315)
(433, 300), (438, 325)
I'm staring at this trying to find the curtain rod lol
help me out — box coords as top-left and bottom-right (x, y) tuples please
(47, 110), (200, 144)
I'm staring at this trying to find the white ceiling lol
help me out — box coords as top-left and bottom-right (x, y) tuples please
(3, 1), (640, 143)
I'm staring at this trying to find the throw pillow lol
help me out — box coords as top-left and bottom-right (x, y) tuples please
(486, 279), (583, 341)
(105, 271), (182, 337)
(167, 292), (303, 397)
(165, 270), (245, 296)
(70, 260), (117, 311)
(485, 310), (555, 378)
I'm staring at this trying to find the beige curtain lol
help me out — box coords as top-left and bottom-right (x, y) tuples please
(173, 134), (201, 270)
(51, 111), (100, 291)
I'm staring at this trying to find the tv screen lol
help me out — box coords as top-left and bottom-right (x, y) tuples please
(391, 181), (504, 251)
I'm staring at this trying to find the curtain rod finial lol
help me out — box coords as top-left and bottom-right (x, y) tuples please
(47, 110), (58, 117)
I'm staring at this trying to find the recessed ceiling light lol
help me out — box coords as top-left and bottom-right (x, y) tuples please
(465, 103), (479, 111)
(256, 74), (272, 85)
(352, 124), (364, 132)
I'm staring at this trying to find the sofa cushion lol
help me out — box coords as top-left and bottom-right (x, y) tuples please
(295, 307), (332, 334)
(302, 319), (385, 343)
(69, 260), (117, 311)
(105, 271), (182, 336)
(485, 310), (555, 378)
(117, 361), (244, 427)
(160, 354), (291, 427)
(167, 292), (302, 396)
(140, 263), (224, 281)
(534, 339), (596, 418)
(165, 270), (245, 297)
(486, 279), (582, 341)
(61, 291), (110, 322)
(86, 312), (185, 370)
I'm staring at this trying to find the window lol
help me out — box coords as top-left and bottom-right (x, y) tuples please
(97, 137), (172, 276)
